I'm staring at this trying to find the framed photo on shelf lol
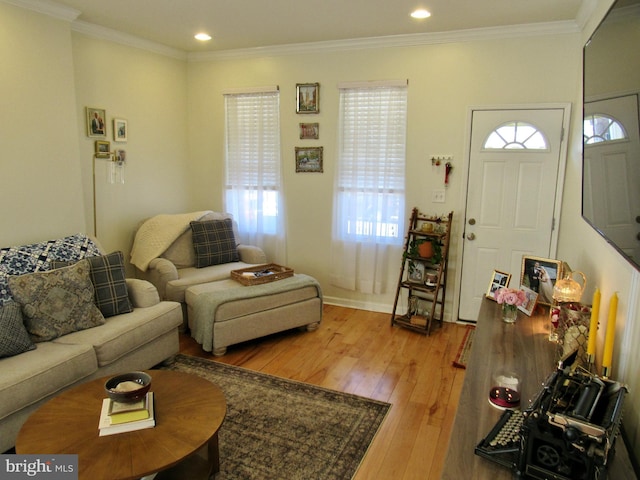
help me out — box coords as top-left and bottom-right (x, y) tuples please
(486, 269), (511, 301)
(296, 83), (319, 114)
(408, 262), (425, 283)
(113, 118), (128, 142)
(299, 122), (319, 139)
(86, 107), (106, 138)
(518, 285), (538, 316)
(520, 256), (563, 306)
(295, 146), (323, 172)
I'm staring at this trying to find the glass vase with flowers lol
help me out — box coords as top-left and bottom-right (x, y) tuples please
(495, 287), (527, 323)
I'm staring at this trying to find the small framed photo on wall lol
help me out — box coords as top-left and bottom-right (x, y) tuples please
(296, 83), (319, 114)
(94, 140), (110, 158)
(299, 123), (319, 139)
(113, 118), (128, 142)
(295, 147), (323, 173)
(86, 107), (106, 138)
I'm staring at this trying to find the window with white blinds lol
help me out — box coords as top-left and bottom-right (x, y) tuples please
(333, 83), (407, 243)
(224, 89), (282, 240)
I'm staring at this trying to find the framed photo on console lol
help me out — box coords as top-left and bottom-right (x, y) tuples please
(486, 269), (511, 301)
(520, 256), (562, 306)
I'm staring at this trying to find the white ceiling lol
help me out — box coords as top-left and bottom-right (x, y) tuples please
(46, 0), (587, 53)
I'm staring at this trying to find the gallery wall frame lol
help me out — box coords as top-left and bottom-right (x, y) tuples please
(113, 118), (128, 142)
(299, 122), (319, 139)
(296, 83), (319, 114)
(86, 107), (106, 138)
(295, 146), (323, 173)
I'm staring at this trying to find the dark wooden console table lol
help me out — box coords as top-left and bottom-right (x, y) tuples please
(442, 298), (637, 479)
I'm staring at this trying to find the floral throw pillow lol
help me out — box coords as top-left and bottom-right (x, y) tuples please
(8, 259), (105, 342)
(0, 301), (36, 358)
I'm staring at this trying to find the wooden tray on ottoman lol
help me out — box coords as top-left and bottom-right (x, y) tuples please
(231, 263), (294, 286)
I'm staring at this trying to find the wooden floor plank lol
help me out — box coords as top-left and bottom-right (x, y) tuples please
(178, 304), (467, 479)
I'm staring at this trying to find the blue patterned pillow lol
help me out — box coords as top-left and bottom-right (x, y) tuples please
(8, 260), (105, 342)
(0, 234), (101, 306)
(0, 301), (36, 358)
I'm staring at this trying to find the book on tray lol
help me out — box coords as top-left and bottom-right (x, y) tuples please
(98, 392), (155, 436)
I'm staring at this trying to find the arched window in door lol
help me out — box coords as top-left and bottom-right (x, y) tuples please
(583, 113), (627, 145)
(483, 121), (549, 150)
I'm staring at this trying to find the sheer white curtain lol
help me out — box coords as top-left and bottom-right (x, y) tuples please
(330, 81), (407, 294)
(223, 87), (286, 264)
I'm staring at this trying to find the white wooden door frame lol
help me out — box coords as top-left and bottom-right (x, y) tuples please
(451, 103), (572, 323)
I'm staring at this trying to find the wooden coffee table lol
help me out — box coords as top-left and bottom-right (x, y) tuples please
(16, 370), (226, 480)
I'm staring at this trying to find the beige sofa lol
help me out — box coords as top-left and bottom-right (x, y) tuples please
(0, 235), (182, 453)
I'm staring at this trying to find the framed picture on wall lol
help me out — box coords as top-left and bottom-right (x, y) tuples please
(113, 118), (128, 142)
(295, 147), (323, 172)
(299, 123), (319, 139)
(94, 140), (110, 158)
(86, 107), (106, 138)
(520, 256), (563, 306)
(296, 83), (319, 114)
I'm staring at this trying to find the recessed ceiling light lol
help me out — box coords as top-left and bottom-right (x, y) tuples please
(411, 9), (431, 19)
(195, 33), (212, 41)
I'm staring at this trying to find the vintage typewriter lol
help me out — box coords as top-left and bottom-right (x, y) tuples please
(476, 353), (627, 479)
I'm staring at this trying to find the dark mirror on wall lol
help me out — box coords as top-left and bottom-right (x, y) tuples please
(583, 0), (640, 271)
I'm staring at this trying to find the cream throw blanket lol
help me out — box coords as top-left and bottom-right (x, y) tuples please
(130, 211), (211, 271)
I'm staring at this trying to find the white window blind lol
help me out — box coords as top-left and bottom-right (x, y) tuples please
(334, 83), (407, 243)
(224, 90), (286, 262)
(330, 82), (407, 294)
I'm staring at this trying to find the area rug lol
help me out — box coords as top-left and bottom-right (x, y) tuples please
(160, 354), (391, 479)
(452, 325), (476, 369)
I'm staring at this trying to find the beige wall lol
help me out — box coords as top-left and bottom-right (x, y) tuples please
(0, 2), (85, 245)
(71, 34), (191, 267)
(187, 34), (580, 313)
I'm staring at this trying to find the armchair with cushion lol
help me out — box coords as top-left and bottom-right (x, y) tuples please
(131, 211), (267, 321)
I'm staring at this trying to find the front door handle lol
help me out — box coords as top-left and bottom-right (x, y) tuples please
(467, 233), (476, 241)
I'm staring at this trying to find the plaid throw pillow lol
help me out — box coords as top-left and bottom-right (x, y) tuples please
(0, 301), (36, 358)
(190, 219), (240, 268)
(51, 251), (133, 318)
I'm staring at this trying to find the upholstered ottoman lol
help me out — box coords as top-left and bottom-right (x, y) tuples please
(185, 274), (322, 356)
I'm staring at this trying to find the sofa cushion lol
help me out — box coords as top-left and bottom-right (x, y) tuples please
(0, 341), (97, 422)
(190, 218), (240, 268)
(0, 301), (36, 358)
(53, 302), (183, 367)
(8, 260), (105, 342)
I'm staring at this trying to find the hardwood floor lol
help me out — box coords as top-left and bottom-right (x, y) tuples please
(179, 304), (469, 479)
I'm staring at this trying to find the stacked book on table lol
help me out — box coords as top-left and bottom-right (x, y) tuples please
(98, 392), (155, 436)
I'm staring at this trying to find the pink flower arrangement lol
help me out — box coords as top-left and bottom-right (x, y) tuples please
(495, 287), (527, 307)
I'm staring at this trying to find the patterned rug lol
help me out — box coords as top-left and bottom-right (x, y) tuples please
(160, 354), (391, 479)
(452, 325), (476, 369)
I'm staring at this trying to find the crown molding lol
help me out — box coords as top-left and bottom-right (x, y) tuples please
(71, 20), (187, 60)
(1, 0), (80, 21)
(188, 20), (581, 62)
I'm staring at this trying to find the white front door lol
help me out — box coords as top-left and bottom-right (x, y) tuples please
(584, 94), (640, 261)
(458, 108), (568, 321)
